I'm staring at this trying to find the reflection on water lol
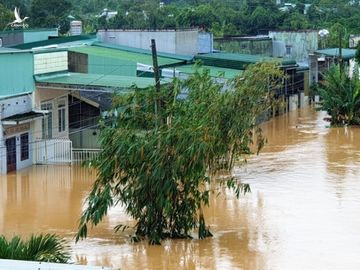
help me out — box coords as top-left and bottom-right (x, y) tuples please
(1, 107), (360, 269)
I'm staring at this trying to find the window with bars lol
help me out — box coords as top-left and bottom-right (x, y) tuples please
(20, 133), (29, 161)
(58, 100), (66, 133)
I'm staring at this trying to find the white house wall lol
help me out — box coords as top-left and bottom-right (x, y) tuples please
(33, 88), (69, 141)
(0, 95), (32, 119)
(269, 30), (318, 65)
(97, 30), (203, 55)
(34, 51), (68, 75)
(0, 95), (33, 174)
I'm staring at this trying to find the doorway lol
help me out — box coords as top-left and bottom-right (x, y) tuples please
(6, 137), (16, 172)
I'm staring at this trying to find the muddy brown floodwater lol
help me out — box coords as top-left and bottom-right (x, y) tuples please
(1, 107), (360, 270)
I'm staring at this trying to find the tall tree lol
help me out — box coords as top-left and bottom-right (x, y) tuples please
(76, 62), (285, 244)
(30, 0), (72, 34)
(0, 4), (13, 30)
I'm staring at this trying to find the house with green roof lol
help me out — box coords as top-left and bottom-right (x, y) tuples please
(314, 48), (356, 81)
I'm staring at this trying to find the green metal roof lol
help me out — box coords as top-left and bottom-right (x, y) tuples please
(11, 34), (97, 50)
(69, 46), (186, 67)
(195, 52), (297, 70)
(175, 64), (243, 79)
(35, 72), (168, 89)
(93, 42), (193, 62)
(315, 48), (356, 60)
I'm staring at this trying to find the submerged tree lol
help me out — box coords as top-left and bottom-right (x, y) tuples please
(0, 234), (70, 263)
(318, 65), (360, 125)
(76, 62), (285, 244)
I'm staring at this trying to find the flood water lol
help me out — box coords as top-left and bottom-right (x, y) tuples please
(1, 107), (360, 270)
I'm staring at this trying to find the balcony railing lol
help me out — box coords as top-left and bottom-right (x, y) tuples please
(33, 139), (72, 164)
(72, 148), (101, 163)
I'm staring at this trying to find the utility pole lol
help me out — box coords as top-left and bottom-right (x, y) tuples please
(151, 39), (162, 128)
(339, 27), (343, 75)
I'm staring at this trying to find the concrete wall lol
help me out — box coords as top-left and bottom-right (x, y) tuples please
(198, 32), (213, 54)
(97, 29), (205, 55)
(0, 95), (32, 119)
(23, 29), (58, 43)
(34, 51), (68, 75)
(70, 129), (100, 148)
(0, 29), (58, 47)
(0, 31), (23, 47)
(269, 30), (318, 65)
(175, 30), (198, 55)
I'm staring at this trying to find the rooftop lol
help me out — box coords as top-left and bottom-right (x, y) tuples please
(11, 35), (97, 50)
(175, 64), (243, 79)
(315, 48), (356, 60)
(195, 52), (297, 70)
(69, 45), (187, 67)
(35, 72), (168, 90)
(93, 42), (193, 62)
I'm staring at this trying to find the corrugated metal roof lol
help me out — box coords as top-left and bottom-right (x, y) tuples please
(314, 48), (356, 60)
(69, 46), (186, 67)
(195, 52), (297, 70)
(93, 42), (193, 62)
(175, 64), (243, 79)
(35, 72), (168, 89)
(11, 35), (97, 50)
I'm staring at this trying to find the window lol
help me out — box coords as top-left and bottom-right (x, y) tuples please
(58, 100), (66, 133)
(285, 45), (292, 56)
(20, 133), (29, 161)
(41, 102), (53, 139)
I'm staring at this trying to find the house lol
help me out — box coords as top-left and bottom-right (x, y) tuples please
(67, 42), (192, 77)
(192, 52), (307, 111)
(0, 49), (36, 174)
(0, 28), (58, 48)
(314, 48), (356, 80)
(269, 30), (318, 66)
(34, 72), (169, 152)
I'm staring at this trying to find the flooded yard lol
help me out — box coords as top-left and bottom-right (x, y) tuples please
(1, 107), (360, 269)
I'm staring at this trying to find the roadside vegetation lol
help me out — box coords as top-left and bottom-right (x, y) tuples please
(76, 62), (285, 244)
(0, 234), (70, 263)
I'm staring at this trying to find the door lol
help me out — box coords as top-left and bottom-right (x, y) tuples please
(6, 137), (16, 172)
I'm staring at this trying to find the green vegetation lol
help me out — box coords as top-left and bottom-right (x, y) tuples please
(0, 234), (70, 263)
(318, 65), (360, 125)
(2, 0), (360, 40)
(76, 62), (285, 244)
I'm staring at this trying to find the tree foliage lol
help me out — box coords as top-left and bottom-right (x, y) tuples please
(6, 0), (360, 37)
(0, 234), (70, 263)
(29, 0), (72, 34)
(318, 65), (360, 125)
(76, 62), (285, 245)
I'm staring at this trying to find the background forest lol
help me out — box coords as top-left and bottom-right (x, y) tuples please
(1, 0), (360, 40)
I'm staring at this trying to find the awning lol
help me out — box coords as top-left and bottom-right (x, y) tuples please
(2, 111), (45, 125)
